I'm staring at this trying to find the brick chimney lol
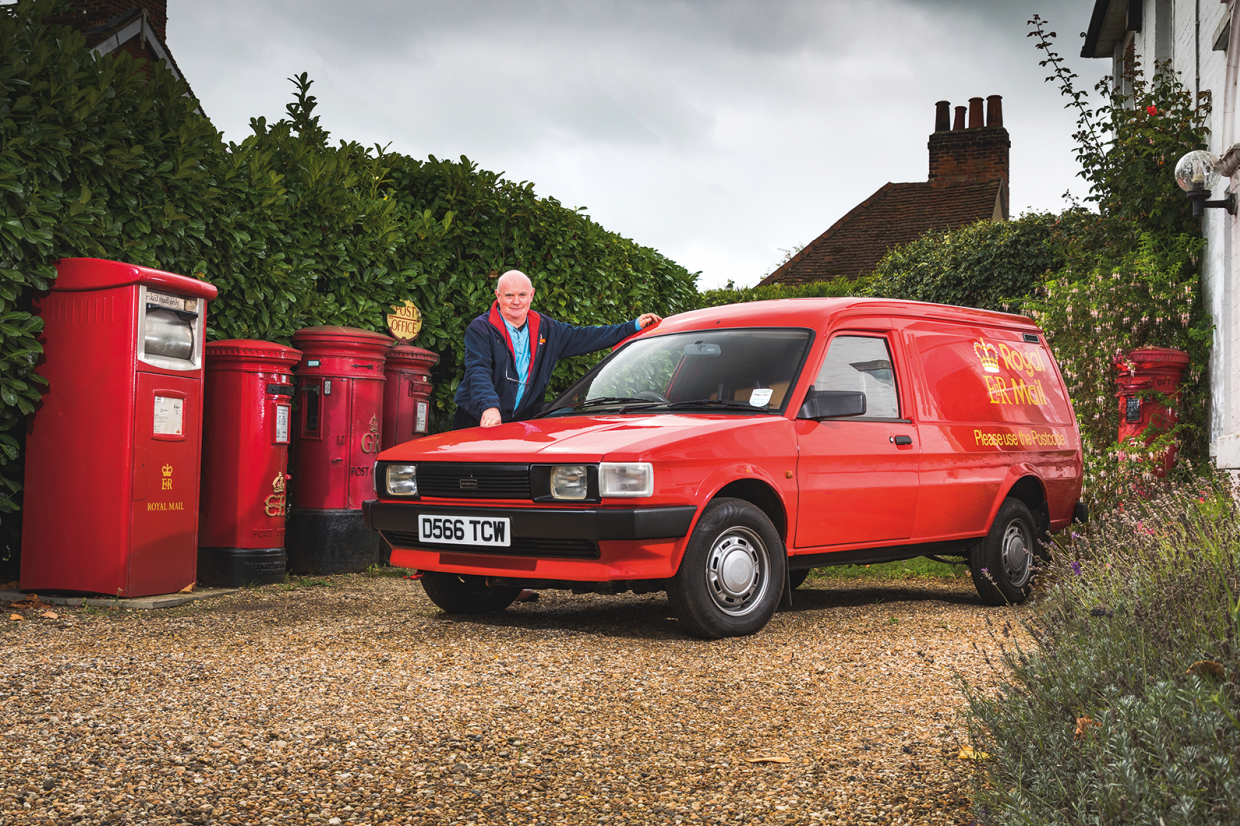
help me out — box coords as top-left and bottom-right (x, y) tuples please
(928, 94), (1009, 217)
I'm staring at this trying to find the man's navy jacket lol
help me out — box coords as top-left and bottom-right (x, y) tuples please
(453, 302), (639, 422)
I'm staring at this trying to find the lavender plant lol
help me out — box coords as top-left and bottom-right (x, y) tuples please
(963, 479), (1240, 824)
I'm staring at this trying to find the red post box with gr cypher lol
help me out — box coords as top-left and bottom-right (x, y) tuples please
(286, 325), (393, 573)
(21, 258), (217, 597)
(197, 340), (302, 586)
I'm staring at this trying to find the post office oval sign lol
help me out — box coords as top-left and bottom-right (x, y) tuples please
(387, 300), (422, 341)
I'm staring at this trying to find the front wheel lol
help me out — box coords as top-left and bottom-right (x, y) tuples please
(421, 573), (522, 614)
(970, 499), (1037, 606)
(667, 498), (786, 639)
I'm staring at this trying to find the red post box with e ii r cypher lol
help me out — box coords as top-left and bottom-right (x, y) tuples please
(21, 258), (217, 597)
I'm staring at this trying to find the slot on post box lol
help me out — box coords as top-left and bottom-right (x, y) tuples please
(138, 286), (202, 369)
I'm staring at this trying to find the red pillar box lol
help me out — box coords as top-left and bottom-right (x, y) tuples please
(381, 342), (440, 449)
(197, 340), (302, 586)
(286, 326), (393, 573)
(1114, 347), (1191, 477)
(21, 258), (217, 597)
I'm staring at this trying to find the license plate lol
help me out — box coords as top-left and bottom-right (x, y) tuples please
(419, 515), (511, 547)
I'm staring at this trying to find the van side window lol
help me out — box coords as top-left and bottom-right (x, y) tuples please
(814, 336), (900, 418)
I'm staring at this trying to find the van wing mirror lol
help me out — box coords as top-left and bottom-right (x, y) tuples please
(798, 390), (866, 420)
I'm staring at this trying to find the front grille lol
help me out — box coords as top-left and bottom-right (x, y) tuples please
(384, 531), (599, 560)
(417, 463), (531, 499)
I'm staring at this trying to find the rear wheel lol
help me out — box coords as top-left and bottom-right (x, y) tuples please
(667, 498), (786, 639)
(970, 499), (1037, 606)
(421, 573), (522, 614)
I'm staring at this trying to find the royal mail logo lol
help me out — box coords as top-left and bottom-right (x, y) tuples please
(272, 473), (286, 494)
(369, 415), (379, 434)
(161, 463), (173, 491)
(973, 339), (1000, 373)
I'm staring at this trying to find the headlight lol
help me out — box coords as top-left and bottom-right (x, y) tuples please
(550, 465), (589, 500)
(385, 464), (418, 496)
(600, 462), (653, 497)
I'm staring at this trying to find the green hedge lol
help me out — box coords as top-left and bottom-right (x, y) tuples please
(866, 212), (1068, 311)
(0, 0), (698, 573)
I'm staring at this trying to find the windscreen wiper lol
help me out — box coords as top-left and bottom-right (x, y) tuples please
(540, 397), (659, 416)
(660, 399), (765, 411)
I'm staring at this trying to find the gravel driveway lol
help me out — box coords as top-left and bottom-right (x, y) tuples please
(1, 572), (1014, 825)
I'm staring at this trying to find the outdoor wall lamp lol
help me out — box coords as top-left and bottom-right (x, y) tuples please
(1175, 150), (1236, 217)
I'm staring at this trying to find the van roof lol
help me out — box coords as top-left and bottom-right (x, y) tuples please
(659, 297), (1039, 334)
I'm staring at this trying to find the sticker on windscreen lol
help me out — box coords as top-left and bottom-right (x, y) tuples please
(749, 388), (774, 407)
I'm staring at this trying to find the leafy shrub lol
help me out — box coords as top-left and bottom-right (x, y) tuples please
(1023, 232), (1210, 511)
(963, 480), (1240, 825)
(695, 274), (868, 310)
(1029, 16), (1208, 256)
(1020, 18), (1215, 510)
(866, 212), (1068, 311)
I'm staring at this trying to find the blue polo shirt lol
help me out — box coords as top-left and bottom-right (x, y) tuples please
(504, 319), (531, 408)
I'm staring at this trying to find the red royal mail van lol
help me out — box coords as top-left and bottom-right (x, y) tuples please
(364, 298), (1085, 639)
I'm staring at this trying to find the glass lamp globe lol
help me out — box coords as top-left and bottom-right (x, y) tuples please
(1175, 150), (1221, 193)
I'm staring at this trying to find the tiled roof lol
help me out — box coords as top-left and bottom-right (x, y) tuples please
(759, 179), (1004, 286)
(46, 6), (201, 112)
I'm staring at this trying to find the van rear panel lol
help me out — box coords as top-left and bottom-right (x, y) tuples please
(903, 321), (1082, 536)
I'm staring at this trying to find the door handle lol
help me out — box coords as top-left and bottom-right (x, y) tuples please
(890, 435), (913, 445)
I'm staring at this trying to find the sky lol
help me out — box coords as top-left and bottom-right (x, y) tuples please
(168, 0), (1108, 290)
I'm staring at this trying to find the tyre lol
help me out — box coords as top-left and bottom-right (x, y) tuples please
(789, 568), (810, 590)
(970, 499), (1038, 606)
(421, 572), (522, 614)
(667, 498), (786, 639)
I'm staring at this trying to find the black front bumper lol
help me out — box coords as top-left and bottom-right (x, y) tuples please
(363, 500), (697, 545)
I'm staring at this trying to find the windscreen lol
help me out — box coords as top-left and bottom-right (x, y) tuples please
(542, 328), (813, 417)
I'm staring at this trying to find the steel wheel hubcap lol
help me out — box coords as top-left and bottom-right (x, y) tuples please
(1001, 520), (1032, 588)
(705, 527), (768, 616)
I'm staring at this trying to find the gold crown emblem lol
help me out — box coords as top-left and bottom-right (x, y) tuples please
(369, 415), (379, 434)
(161, 463), (174, 477)
(272, 474), (285, 494)
(973, 339), (1000, 373)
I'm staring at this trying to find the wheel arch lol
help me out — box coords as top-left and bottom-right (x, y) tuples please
(711, 479), (788, 543)
(996, 468), (1050, 536)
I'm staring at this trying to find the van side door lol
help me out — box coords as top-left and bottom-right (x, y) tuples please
(793, 328), (920, 548)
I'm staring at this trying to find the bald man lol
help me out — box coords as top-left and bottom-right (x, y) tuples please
(452, 270), (662, 429)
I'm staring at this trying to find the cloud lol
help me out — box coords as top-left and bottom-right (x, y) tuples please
(169, 0), (1102, 289)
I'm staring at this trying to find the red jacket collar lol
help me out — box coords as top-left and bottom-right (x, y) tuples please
(487, 302), (542, 381)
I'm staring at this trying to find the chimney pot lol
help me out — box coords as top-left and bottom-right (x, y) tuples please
(935, 101), (951, 132)
(986, 95), (1003, 127)
(968, 97), (984, 128)
(953, 106), (966, 131)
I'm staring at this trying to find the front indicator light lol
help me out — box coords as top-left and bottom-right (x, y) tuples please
(385, 464), (418, 496)
(550, 465), (589, 500)
(600, 462), (653, 497)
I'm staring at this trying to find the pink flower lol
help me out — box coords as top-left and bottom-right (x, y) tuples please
(1146, 105), (1158, 115)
